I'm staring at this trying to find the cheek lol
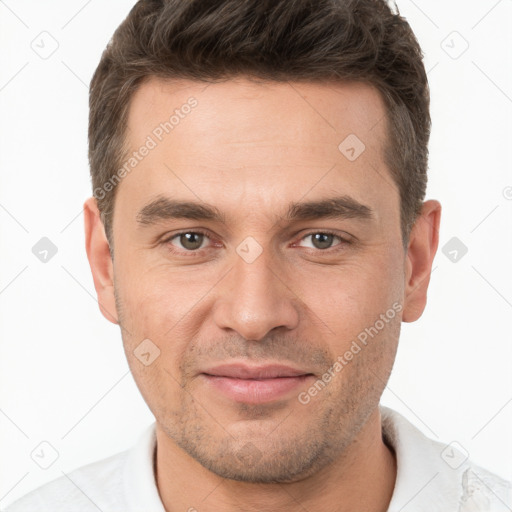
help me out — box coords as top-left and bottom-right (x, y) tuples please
(114, 262), (217, 379)
(304, 257), (402, 305)
(116, 261), (204, 326)
(114, 271), (193, 412)
(292, 253), (403, 348)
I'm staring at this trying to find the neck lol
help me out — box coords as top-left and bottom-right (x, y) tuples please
(155, 407), (397, 512)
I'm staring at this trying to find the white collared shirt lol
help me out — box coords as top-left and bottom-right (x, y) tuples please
(5, 406), (510, 511)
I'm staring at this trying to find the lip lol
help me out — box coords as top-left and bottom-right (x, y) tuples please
(200, 363), (315, 404)
(202, 363), (312, 379)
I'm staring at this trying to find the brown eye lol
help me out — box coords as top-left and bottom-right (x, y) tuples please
(296, 232), (349, 251)
(310, 233), (335, 249)
(173, 232), (206, 250)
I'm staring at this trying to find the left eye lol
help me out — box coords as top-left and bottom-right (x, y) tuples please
(170, 232), (209, 251)
(298, 233), (343, 250)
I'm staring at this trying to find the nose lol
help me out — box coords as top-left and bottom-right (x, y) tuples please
(212, 246), (300, 341)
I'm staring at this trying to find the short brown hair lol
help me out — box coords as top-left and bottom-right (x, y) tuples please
(89, 0), (430, 247)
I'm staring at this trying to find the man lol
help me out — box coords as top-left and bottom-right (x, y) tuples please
(6, 0), (510, 510)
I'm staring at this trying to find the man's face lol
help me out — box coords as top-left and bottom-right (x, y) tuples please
(107, 77), (407, 482)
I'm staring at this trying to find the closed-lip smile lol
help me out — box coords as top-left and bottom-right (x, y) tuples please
(200, 362), (315, 403)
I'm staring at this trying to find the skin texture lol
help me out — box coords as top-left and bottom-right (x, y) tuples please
(84, 77), (441, 512)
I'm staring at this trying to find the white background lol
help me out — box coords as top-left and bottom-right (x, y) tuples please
(0, 0), (511, 507)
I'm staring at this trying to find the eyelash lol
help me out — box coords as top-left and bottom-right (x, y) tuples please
(163, 229), (351, 256)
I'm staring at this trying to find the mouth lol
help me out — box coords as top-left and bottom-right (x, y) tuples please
(200, 363), (315, 404)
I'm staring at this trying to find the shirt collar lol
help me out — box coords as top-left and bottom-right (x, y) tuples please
(122, 421), (166, 512)
(121, 407), (481, 512)
(382, 405), (467, 511)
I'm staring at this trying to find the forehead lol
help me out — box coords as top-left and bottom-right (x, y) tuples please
(118, 76), (396, 226)
(127, 76), (388, 150)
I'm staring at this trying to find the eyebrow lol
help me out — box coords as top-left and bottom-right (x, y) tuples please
(136, 195), (374, 226)
(136, 197), (225, 225)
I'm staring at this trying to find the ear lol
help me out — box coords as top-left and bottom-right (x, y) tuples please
(402, 200), (442, 323)
(83, 197), (119, 324)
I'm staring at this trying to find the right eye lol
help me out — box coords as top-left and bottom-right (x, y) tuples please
(168, 231), (210, 251)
